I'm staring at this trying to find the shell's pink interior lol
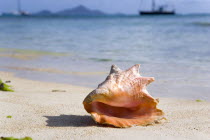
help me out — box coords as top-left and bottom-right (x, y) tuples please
(91, 101), (154, 119)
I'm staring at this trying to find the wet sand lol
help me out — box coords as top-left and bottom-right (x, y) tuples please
(0, 71), (209, 140)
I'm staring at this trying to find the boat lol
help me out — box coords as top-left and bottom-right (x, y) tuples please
(139, 0), (175, 15)
(17, 0), (30, 16)
(1, 0), (29, 17)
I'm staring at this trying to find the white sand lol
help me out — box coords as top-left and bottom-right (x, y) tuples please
(0, 71), (209, 140)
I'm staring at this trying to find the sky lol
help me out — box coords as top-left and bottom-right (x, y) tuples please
(0, 0), (210, 14)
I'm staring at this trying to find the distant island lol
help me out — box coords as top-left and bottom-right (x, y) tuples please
(35, 5), (126, 17)
(1, 5), (126, 17)
(55, 5), (106, 16)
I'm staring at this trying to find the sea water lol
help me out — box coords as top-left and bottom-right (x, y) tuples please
(0, 15), (210, 100)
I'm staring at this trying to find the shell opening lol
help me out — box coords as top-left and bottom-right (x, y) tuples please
(91, 100), (159, 119)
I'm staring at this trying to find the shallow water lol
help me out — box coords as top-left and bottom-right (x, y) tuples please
(0, 15), (210, 101)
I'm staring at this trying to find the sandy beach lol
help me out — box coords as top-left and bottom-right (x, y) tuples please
(0, 71), (209, 140)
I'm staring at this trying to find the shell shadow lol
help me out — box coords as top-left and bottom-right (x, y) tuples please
(44, 115), (96, 127)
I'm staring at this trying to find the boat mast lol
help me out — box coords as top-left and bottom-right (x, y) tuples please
(152, 0), (155, 11)
(17, 0), (21, 13)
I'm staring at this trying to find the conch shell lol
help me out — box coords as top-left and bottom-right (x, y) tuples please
(83, 64), (164, 128)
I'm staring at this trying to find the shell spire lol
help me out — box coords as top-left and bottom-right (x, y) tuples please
(83, 64), (164, 128)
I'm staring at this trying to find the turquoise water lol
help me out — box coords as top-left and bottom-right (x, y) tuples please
(0, 15), (210, 100)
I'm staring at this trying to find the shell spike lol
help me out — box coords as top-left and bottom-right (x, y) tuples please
(110, 64), (122, 74)
(147, 77), (155, 85)
(141, 77), (155, 85)
(127, 64), (140, 74)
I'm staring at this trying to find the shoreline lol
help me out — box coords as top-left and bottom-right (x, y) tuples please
(0, 71), (210, 140)
(0, 71), (92, 93)
(0, 68), (210, 103)
(1, 67), (209, 101)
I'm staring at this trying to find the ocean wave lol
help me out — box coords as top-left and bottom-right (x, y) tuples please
(1, 66), (107, 76)
(192, 22), (210, 27)
(90, 58), (112, 62)
(0, 48), (69, 60)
